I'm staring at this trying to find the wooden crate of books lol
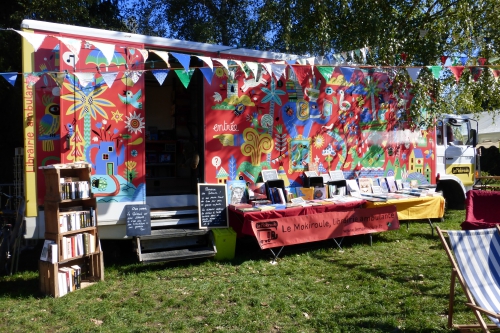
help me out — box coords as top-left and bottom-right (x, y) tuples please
(38, 162), (104, 297)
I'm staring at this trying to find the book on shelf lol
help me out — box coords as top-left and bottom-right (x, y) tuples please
(371, 185), (383, 194)
(258, 205), (277, 211)
(59, 178), (91, 200)
(296, 187), (314, 200)
(40, 240), (55, 261)
(376, 178), (389, 193)
(237, 207), (261, 212)
(70, 265), (81, 289)
(395, 179), (403, 190)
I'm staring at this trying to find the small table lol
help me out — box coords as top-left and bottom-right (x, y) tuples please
(363, 195), (445, 235)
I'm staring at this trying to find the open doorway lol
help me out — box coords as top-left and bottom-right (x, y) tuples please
(144, 58), (204, 196)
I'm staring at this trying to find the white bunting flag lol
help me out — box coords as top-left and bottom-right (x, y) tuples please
(138, 49), (149, 62)
(87, 41), (115, 65)
(100, 71), (119, 88)
(261, 63), (272, 76)
(270, 63), (287, 80)
(196, 56), (214, 71)
(14, 30), (47, 52)
(56, 37), (82, 64)
(149, 50), (170, 68)
(213, 58), (229, 72)
(73, 72), (95, 87)
(232, 60), (247, 77)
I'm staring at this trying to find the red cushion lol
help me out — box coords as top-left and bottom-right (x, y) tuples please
(461, 190), (500, 230)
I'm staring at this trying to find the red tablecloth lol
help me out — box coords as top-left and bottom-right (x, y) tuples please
(228, 199), (366, 237)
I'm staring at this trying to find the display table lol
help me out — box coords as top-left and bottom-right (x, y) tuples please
(363, 195), (445, 234)
(228, 199), (366, 237)
(229, 199), (400, 261)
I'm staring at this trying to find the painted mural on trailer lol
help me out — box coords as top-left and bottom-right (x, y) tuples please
(32, 37), (146, 204)
(204, 65), (435, 189)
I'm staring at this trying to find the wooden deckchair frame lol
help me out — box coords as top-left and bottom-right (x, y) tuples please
(437, 225), (500, 332)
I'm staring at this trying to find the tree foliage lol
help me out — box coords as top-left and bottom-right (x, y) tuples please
(124, 0), (500, 124)
(0, 0), (125, 183)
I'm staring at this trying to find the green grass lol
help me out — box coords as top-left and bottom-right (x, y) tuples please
(0, 209), (486, 332)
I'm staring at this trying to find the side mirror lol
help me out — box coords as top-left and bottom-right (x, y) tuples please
(469, 129), (477, 147)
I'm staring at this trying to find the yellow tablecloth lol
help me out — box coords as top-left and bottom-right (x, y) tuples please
(364, 195), (445, 220)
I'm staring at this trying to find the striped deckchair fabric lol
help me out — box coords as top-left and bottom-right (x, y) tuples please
(437, 226), (500, 332)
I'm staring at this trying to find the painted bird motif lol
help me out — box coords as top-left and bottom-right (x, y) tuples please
(39, 96), (60, 151)
(118, 89), (142, 109)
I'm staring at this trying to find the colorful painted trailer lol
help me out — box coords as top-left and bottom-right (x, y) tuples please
(20, 19), (476, 240)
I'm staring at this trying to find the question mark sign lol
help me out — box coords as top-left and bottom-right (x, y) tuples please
(212, 156), (221, 168)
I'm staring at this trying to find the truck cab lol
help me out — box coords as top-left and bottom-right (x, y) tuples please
(435, 114), (478, 209)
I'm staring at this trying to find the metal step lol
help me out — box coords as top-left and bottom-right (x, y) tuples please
(150, 206), (199, 227)
(139, 228), (210, 240)
(139, 247), (216, 263)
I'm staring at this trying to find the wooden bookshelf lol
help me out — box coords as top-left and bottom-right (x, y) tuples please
(38, 162), (104, 298)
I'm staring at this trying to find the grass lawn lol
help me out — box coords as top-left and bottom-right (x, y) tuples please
(0, 208), (485, 332)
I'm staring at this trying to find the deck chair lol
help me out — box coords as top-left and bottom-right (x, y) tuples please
(437, 226), (500, 332)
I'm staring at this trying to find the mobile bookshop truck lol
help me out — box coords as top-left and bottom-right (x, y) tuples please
(18, 19), (478, 251)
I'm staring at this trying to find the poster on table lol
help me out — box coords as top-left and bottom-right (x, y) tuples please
(250, 205), (399, 249)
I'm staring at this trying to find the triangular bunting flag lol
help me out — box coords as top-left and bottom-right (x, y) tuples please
(400, 53), (407, 62)
(73, 72), (95, 87)
(360, 47), (367, 63)
(290, 65), (312, 87)
(441, 56), (448, 66)
(470, 67), (483, 82)
(428, 66), (442, 79)
(0, 72), (17, 87)
(478, 57), (487, 66)
(170, 52), (192, 73)
(124, 70), (143, 84)
(306, 57), (316, 65)
(24, 73), (40, 87)
(270, 63), (287, 80)
(459, 56), (468, 66)
(232, 60), (247, 77)
(138, 49), (149, 62)
(15, 30), (47, 52)
(49, 73), (66, 87)
(448, 66), (465, 83)
(151, 69), (169, 85)
(174, 69), (195, 89)
(339, 67), (355, 83)
(100, 71), (119, 88)
(196, 56), (213, 71)
(246, 62), (259, 79)
(489, 56), (500, 64)
(88, 41), (115, 65)
(406, 67), (422, 82)
(149, 50), (170, 68)
(317, 66), (334, 82)
(198, 67), (214, 85)
(212, 58), (229, 72)
(261, 63), (272, 76)
(56, 37), (82, 63)
(489, 67), (500, 82)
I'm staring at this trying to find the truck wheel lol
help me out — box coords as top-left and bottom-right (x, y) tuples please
(436, 180), (465, 210)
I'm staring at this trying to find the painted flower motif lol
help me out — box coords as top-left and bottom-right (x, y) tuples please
(61, 77), (115, 120)
(215, 68), (226, 78)
(131, 150), (138, 157)
(125, 161), (137, 170)
(213, 92), (222, 102)
(92, 136), (99, 142)
(125, 111), (145, 134)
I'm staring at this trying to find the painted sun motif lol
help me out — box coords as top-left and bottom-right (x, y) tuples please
(111, 110), (124, 123)
(313, 134), (325, 149)
(125, 111), (145, 134)
(215, 67), (226, 78)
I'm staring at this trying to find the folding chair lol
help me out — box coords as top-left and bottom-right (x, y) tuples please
(437, 226), (500, 332)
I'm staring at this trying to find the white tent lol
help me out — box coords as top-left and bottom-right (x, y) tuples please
(463, 112), (500, 148)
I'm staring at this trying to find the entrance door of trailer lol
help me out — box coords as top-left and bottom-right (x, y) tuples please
(144, 54), (204, 196)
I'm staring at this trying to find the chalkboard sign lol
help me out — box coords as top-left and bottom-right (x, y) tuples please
(126, 204), (151, 236)
(198, 183), (228, 229)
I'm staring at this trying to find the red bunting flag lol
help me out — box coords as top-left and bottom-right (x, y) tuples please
(448, 66), (465, 83)
(441, 56), (448, 65)
(478, 57), (487, 66)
